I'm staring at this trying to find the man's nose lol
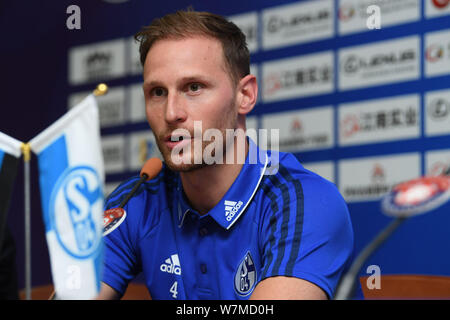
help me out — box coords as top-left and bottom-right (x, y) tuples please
(165, 92), (187, 124)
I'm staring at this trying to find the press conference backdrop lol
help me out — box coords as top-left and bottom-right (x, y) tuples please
(2, 0), (450, 298)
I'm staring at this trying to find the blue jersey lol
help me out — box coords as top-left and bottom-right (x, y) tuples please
(102, 141), (354, 299)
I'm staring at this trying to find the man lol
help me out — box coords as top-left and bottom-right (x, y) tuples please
(98, 9), (353, 300)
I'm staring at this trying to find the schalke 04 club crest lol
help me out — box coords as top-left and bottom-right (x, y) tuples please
(234, 251), (257, 296)
(50, 165), (103, 259)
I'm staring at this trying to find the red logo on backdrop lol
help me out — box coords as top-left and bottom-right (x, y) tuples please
(341, 114), (360, 138)
(339, 4), (355, 21)
(372, 164), (385, 182)
(291, 119), (303, 133)
(432, 0), (450, 9)
(264, 73), (282, 96)
(426, 44), (444, 62)
(382, 175), (450, 217)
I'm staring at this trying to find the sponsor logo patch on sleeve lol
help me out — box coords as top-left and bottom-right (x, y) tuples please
(103, 207), (127, 236)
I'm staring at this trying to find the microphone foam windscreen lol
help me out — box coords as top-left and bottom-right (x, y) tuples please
(140, 158), (163, 181)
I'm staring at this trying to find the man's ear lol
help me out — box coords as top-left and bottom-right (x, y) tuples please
(237, 74), (258, 115)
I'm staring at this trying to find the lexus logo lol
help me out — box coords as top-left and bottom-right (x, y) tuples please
(343, 55), (359, 74)
(266, 10), (330, 33)
(342, 50), (416, 74)
(429, 98), (450, 120)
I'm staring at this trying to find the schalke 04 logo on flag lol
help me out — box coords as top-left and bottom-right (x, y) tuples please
(50, 165), (103, 259)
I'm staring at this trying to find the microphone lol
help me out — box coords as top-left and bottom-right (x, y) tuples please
(118, 157), (163, 208)
(103, 158), (163, 236)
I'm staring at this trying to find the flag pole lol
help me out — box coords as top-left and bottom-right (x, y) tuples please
(21, 142), (31, 300)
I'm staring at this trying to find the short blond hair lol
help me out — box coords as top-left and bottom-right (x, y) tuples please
(134, 9), (250, 85)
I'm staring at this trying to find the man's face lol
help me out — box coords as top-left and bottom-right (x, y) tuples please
(142, 36), (239, 171)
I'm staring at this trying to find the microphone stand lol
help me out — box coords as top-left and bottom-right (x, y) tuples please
(334, 216), (407, 300)
(118, 173), (148, 208)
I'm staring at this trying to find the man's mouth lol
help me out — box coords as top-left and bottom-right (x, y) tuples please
(164, 133), (192, 149)
(166, 134), (189, 142)
(170, 135), (185, 142)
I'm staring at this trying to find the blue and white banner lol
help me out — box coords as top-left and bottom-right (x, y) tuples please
(29, 95), (104, 300)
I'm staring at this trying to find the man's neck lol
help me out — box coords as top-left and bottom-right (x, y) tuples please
(180, 140), (248, 215)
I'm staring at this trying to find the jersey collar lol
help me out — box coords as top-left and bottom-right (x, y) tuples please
(177, 138), (268, 230)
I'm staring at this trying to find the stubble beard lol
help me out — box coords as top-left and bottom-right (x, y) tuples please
(155, 102), (238, 173)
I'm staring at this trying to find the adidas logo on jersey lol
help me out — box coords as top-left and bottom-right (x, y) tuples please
(224, 200), (243, 222)
(160, 254), (181, 275)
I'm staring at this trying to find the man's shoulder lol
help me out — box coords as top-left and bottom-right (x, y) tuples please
(260, 151), (344, 207)
(259, 150), (352, 242)
(263, 151), (332, 188)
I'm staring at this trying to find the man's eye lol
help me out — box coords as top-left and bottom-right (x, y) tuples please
(189, 83), (202, 92)
(151, 87), (166, 97)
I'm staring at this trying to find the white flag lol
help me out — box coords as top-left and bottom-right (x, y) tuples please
(29, 95), (104, 300)
(0, 131), (22, 159)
